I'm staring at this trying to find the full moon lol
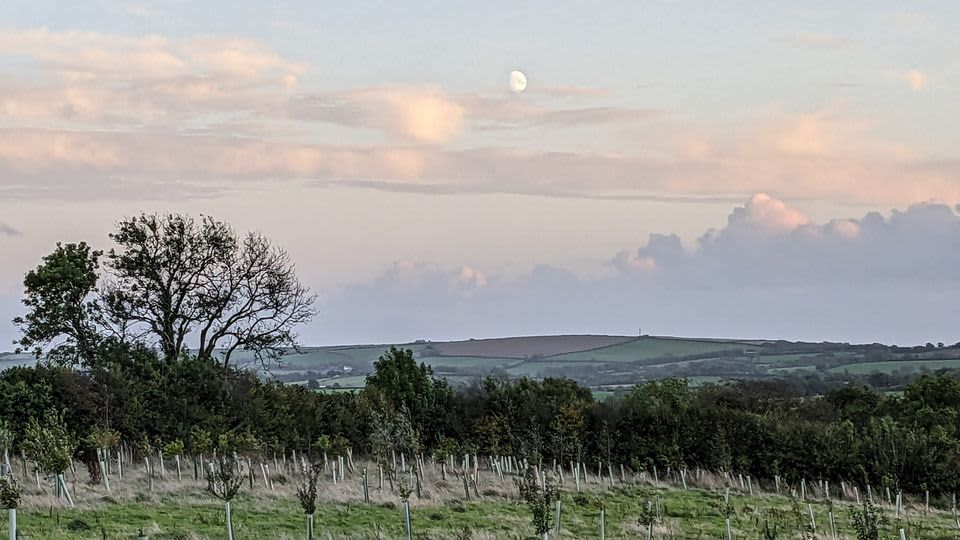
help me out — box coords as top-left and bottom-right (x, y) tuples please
(509, 70), (527, 93)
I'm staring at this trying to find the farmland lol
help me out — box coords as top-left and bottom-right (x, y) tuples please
(8, 334), (960, 393)
(244, 335), (960, 392)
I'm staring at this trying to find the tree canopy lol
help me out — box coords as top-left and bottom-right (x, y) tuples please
(15, 214), (316, 368)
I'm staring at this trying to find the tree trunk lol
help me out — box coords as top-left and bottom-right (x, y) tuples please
(8, 508), (16, 540)
(306, 513), (314, 540)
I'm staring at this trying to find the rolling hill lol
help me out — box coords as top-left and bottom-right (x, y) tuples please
(6, 334), (960, 393)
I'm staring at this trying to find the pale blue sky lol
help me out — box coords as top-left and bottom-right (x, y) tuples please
(1, 1), (959, 345)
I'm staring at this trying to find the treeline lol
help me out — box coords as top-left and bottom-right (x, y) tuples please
(2, 344), (959, 496)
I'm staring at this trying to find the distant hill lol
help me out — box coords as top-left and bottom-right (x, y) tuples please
(6, 334), (960, 393)
(231, 334), (960, 392)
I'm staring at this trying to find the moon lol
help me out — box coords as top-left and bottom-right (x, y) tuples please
(509, 70), (527, 93)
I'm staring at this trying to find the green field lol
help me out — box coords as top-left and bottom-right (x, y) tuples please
(4, 469), (956, 539)
(547, 336), (760, 363)
(830, 359), (960, 374)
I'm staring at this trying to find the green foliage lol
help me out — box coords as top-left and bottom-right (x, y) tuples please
(636, 498), (657, 528)
(13, 242), (102, 365)
(216, 430), (260, 454)
(21, 410), (73, 475)
(0, 474), (21, 509)
(433, 437), (459, 464)
(161, 439), (185, 458)
(188, 427), (213, 455)
(515, 466), (559, 536)
(86, 426), (121, 450)
(850, 499), (889, 540)
(365, 346), (450, 448)
(396, 474), (414, 502)
(329, 434), (350, 456)
(296, 466), (320, 515)
(0, 420), (13, 451)
(313, 434), (331, 453)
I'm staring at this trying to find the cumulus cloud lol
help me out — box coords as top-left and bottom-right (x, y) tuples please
(318, 195), (960, 345)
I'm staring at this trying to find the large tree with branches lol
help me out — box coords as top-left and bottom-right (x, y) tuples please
(104, 214), (316, 367)
(17, 214), (316, 369)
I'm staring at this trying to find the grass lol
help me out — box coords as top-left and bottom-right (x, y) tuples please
(3, 456), (956, 539)
(548, 337), (760, 364)
(423, 356), (521, 370)
(830, 359), (960, 374)
(427, 335), (635, 359)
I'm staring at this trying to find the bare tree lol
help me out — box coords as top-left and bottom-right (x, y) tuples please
(104, 213), (316, 368)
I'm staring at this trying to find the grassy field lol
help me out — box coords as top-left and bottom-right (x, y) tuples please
(547, 337), (760, 363)
(427, 335), (634, 359)
(830, 359), (960, 375)
(2, 456), (957, 539)
(4, 471), (957, 538)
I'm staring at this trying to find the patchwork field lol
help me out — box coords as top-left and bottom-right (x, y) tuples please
(8, 335), (960, 392)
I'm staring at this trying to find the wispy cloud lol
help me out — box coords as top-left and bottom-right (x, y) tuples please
(0, 28), (956, 208)
(780, 32), (854, 49)
(0, 222), (20, 237)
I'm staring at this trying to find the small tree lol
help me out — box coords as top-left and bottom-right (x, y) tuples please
(850, 499), (888, 540)
(398, 474), (414, 540)
(516, 466), (559, 540)
(297, 465), (321, 540)
(21, 411), (74, 507)
(0, 474), (20, 540)
(206, 455), (244, 540)
(637, 499), (657, 539)
(0, 421), (13, 473)
(188, 427), (213, 456)
(85, 426), (121, 484)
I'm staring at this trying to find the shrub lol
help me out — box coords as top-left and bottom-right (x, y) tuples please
(515, 466), (559, 537)
(296, 466), (320, 515)
(21, 410), (72, 475)
(850, 499), (888, 540)
(0, 475), (21, 509)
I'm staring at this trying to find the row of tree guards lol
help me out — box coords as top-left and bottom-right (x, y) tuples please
(1, 444), (958, 539)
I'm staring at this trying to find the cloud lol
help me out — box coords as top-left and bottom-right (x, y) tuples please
(290, 88), (655, 141)
(0, 28), (956, 207)
(0, 223), (20, 237)
(531, 85), (612, 99)
(898, 69), (929, 92)
(0, 29), (304, 127)
(318, 195), (960, 345)
(780, 33), (854, 49)
(292, 87), (466, 144)
(0, 29), (304, 81)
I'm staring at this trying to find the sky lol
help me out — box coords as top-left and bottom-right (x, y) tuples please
(1, 1), (960, 346)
